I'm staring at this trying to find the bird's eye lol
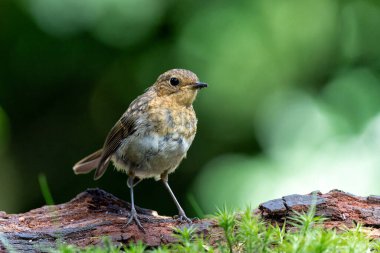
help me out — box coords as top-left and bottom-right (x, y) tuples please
(169, 77), (180, 86)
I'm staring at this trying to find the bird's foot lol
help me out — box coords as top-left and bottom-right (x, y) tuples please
(127, 207), (145, 232)
(174, 213), (192, 224)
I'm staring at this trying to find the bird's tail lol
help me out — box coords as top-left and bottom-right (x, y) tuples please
(73, 149), (102, 175)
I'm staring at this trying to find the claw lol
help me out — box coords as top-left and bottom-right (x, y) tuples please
(175, 213), (192, 224)
(127, 207), (145, 232)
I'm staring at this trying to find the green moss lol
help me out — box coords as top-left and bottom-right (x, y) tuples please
(52, 207), (380, 253)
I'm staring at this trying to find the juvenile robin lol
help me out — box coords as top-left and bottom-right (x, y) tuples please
(73, 69), (207, 230)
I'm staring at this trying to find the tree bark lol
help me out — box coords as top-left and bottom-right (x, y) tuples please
(0, 189), (379, 252)
(259, 190), (380, 238)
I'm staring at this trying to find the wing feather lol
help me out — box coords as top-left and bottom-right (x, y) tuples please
(94, 115), (136, 180)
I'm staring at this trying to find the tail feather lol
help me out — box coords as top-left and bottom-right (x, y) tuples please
(73, 149), (102, 175)
(94, 156), (111, 180)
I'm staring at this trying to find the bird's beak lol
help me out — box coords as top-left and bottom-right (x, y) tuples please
(193, 82), (208, 89)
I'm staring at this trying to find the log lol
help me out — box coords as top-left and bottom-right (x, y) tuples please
(0, 189), (219, 252)
(259, 190), (380, 238)
(0, 188), (379, 252)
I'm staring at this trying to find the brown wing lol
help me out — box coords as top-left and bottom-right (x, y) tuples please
(94, 115), (136, 180)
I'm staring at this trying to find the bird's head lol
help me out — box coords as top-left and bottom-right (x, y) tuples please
(154, 69), (207, 107)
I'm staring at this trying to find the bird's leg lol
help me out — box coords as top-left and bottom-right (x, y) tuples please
(161, 172), (192, 223)
(126, 173), (144, 231)
(127, 177), (143, 188)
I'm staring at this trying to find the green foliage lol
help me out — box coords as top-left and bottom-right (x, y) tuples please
(216, 205), (236, 252)
(215, 206), (379, 253)
(38, 173), (55, 205)
(235, 206), (283, 252)
(53, 238), (145, 253)
(53, 207), (380, 253)
(167, 226), (211, 253)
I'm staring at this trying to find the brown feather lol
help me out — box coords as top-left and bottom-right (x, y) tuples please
(73, 149), (102, 174)
(94, 115), (136, 180)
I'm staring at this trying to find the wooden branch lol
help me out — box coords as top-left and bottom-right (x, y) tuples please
(0, 189), (379, 252)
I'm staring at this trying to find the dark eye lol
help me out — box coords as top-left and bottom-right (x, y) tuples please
(170, 77), (180, 86)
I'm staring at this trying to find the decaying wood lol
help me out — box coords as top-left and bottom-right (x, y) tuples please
(259, 190), (380, 238)
(0, 189), (218, 252)
(0, 188), (379, 252)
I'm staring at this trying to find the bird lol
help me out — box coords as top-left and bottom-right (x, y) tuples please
(73, 69), (207, 230)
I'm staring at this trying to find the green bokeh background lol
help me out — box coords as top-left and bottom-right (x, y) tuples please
(1, 0), (380, 216)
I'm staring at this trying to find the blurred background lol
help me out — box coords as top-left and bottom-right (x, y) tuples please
(1, 0), (380, 217)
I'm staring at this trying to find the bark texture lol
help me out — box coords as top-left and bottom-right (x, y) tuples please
(0, 188), (379, 252)
(259, 190), (380, 238)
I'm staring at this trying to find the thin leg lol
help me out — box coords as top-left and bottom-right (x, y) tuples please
(127, 177), (143, 188)
(161, 173), (192, 223)
(126, 174), (144, 231)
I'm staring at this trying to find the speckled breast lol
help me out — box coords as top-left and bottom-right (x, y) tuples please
(112, 105), (197, 179)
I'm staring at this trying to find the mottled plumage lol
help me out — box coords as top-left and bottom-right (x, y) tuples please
(73, 69), (207, 230)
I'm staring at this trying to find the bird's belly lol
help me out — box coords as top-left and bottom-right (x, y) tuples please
(112, 133), (193, 179)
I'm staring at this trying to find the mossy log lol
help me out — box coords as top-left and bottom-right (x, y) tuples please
(0, 188), (379, 252)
